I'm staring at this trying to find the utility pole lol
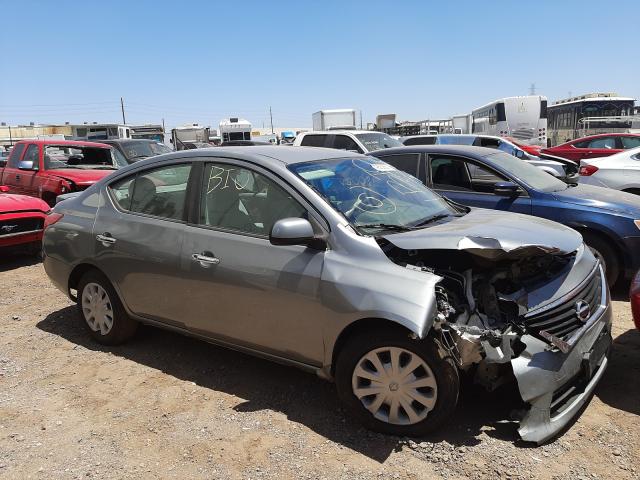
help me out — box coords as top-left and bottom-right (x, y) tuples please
(269, 106), (274, 134)
(120, 97), (126, 124)
(360, 110), (363, 129)
(529, 83), (536, 95)
(162, 118), (165, 134)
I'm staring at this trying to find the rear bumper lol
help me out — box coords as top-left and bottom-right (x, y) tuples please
(512, 289), (612, 444)
(42, 253), (73, 299)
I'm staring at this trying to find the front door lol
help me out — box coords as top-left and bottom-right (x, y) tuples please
(92, 162), (193, 323)
(427, 154), (532, 214)
(179, 160), (328, 365)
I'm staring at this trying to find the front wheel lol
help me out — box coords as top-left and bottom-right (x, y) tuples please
(335, 328), (459, 436)
(77, 270), (138, 345)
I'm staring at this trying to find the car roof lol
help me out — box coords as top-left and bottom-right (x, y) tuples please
(370, 144), (498, 157)
(101, 139), (157, 144)
(15, 139), (111, 148)
(139, 145), (364, 167)
(300, 130), (378, 135)
(571, 133), (640, 142)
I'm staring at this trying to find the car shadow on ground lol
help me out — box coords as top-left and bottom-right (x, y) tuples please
(36, 305), (624, 462)
(0, 254), (40, 272)
(595, 328), (640, 417)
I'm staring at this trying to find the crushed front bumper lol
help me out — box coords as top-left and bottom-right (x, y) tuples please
(511, 276), (612, 444)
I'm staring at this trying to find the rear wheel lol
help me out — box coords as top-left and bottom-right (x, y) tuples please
(76, 270), (138, 345)
(582, 232), (619, 285)
(335, 328), (459, 436)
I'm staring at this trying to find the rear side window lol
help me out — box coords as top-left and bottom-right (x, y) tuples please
(588, 137), (616, 149)
(377, 153), (420, 177)
(403, 137), (436, 146)
(332, 135), (362, 153)
(621, 137), (640, 149)
(7, 144), (26, 168)
(109, 164), (192, 221)
(300, 135), (327, 147)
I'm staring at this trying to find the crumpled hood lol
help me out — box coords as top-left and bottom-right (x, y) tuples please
(382, 208), (582, 260)
(0, 193), (50, 213)
(553, 184), (640, 216)
(47, 168), (114, 185)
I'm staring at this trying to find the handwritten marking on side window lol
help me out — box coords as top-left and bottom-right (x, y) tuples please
(207, 166), (251, 194)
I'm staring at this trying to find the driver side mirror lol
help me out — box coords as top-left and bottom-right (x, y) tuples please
(270, 217), (325, 249)
(493, 181), (520, 196)
(18, 160), (37, 170)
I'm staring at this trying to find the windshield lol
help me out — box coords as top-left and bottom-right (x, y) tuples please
(354, 133), (403, 152)
(289, 156), (460, 232)
(485, 152), (567, 192)
(123, 141), (171, 160)
(44, 145), (117, 170)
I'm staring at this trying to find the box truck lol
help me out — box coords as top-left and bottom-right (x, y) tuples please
(312, 109), (357, 131)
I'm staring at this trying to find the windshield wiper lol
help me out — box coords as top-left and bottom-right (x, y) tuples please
(411, 214), (455, 228)
(356, 223), (414, 232)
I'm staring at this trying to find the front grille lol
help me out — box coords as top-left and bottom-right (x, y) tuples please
(511, 128), (535, 140)
(524, 267), (603, 345)
(0, 217), (44, 237)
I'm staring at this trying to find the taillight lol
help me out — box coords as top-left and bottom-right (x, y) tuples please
(44, 212), (64, 230)
(579, 164), (599, 176)
(629, 270), (640, 330)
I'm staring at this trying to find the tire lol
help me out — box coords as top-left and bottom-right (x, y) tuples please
(335, 328), (459, 437)
(76, 269), (138, 345)
(582, 232), (620, 285)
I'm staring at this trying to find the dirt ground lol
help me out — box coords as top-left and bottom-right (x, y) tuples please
(0, 255), (638, 480)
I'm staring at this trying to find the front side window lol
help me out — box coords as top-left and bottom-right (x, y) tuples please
(22, 144), (39, 167)
(6, 143), (26, 168)
(333, 135), (362, 153)
(108, 164), (192, 221)
(429, 155), (511, 193)
(200, 163), (306, 236)
(289, 156), (459, 233)
(620, 137), (640, 149)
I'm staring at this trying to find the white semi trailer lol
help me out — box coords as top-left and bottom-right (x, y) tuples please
(312, 109), (357, 131)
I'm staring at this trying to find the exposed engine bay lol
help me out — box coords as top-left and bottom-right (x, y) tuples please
(378, 238), (577, 389)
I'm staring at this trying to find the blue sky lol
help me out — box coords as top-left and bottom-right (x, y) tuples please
(1, 0), (638, 129)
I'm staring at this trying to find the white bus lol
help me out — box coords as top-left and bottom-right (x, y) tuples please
(471, 95), (548, 146)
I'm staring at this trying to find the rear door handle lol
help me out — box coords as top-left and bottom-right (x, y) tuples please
(15, 174), (20, 180)
(192, 253), (220, 267)
(96, 233), (116, 246)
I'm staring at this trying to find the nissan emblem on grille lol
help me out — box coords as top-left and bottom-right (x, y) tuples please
(575, 300), (591, 323)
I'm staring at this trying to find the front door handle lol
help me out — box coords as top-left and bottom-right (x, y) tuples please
(192, 252), (220, 267)
(15, 174), (20, 180)
(96, 233), (116, 246)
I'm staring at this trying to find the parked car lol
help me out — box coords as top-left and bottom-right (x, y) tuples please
(0, 185), (51, 254)
(98, 139), (171, 164)
(43, 146), (611, 444)
(541, 133), (640, 162)
(630, 270), (640, 330)
(294, 130), (403, 153)
(370, 145), (640, 284)
(578, 146), (640, 194)
(401, 134), (576, 181)
(0, 140), (125, 206)
(505, 137), (542, 156)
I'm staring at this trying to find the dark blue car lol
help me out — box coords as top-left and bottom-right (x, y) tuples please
(371, 145), (640, 284)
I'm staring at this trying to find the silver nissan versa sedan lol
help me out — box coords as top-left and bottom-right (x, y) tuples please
(43, 146), (612, 444)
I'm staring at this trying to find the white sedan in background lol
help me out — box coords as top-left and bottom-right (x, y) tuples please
(579, 146), (640, 195)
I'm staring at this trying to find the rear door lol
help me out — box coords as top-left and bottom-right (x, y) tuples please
(299, 134), (331, 148)
(331, 134), (364, 153)
(92, 161), (194, 323)
(1, 143), (27, 193)
(426, 153), (532, 213)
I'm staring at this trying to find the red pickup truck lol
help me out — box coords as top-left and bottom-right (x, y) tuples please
(0, 139), (126, 206)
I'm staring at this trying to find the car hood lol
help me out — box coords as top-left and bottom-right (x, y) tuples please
(382, 208), (582, 260)
(47, 168), (114, 185)
(552, 184), (640, 216)
(0, 193), (49, 213)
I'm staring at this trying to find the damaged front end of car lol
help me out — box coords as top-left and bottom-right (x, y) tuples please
(378, 216), (612, 444)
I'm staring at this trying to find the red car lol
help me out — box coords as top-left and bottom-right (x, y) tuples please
(505, 137), (542, 156)
(541, 133), (640, 163)
(0, 186), (50, 253)
(0, 139), (125, 206)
